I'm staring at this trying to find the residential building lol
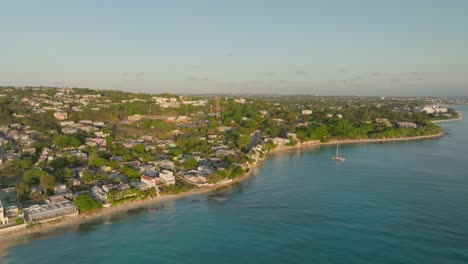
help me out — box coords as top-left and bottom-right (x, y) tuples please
(53, 111), (68, 120)
(102, 184), (117, 193)
(159, 170), (175, 185)
(421, 105), (448, 114)
(0, 201), (8, 225)
(375, 118), (391, 126)
(141, 175), (161, 188)
(286, 132), (297, 141)
(23, 201), (78, 222)
(1, 187), (19, 218)
(397, 122), (417, 128)
(48, 194), (68, 204)
(91, 186), (107, 202)
(54, 184), (69, 195)
(130, 181), (150, 191)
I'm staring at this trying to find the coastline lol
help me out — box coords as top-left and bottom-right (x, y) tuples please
(0, 115), (463, 246)
(431, 111), (464, 123)
(0, 164), (261, 246)
(269, 132), (444, 154)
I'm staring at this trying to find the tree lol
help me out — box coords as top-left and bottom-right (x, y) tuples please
(23, 169), (48, 185)
(183, 157), (198, 170)
(82, 170), (95, 183)
(133, 144), (146, 153)
(17, 182), (30, 201)
(121, 166), (139, 181)
(54, 135), (69, 149)
(69, 137), (81, 148)
(105, 136), (114, 146)
(54, 135), (82, 150)
(123, 154), (133, 162)
(53, 168), (72, 184)
(74, 193), (102, 212)
(49, 157), (70, 170)
(40, 173), (55, 194)
(89, 157), (109, 168)
(236, 135), (250, 150)
(19, 158), (33, 169)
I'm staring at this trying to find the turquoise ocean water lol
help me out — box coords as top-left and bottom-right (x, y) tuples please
(1, 106), (467, 264)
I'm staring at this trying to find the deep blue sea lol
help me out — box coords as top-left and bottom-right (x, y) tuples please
(1, 106), (468, 264)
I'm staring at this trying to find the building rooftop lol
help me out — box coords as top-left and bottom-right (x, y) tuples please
(26, 201), (75, 215)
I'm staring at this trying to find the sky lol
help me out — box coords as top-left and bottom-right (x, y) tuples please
(1, 0), (468, 96)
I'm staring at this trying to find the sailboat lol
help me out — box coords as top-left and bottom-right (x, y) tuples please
(330, 143), (345, 161)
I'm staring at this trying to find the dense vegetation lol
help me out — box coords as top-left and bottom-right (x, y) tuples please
(0, 87), (458, 194)
(73, 193), (102, 212)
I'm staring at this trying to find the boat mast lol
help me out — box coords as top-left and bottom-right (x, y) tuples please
(336, 144), (339, 156)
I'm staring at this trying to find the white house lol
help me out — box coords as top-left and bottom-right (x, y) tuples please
(159, 170), (175, 185)
(141, 176), (160, 188)
(422, 105), (448, 114)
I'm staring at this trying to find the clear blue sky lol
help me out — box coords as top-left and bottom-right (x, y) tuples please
(1, 0), (467, 96)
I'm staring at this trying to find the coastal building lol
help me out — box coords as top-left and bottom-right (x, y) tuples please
(421, 105), (448, 114)
(102, 184), (117, 193)
(48, 194), (68, 204)
(183, 171), (208, 184)
(159, 170), (175, 185)
(91, 186), (108, 202)
(23, 201), (78, 222)
(375, 118), (391, 126)
(397, 122), (417, 128)
(267, 137), (290, 146)
(0, 201), (8, 225)
(54, 184), (69, 195)
(130, 181), (150, 191)
(141, 175), (161, 188)
(1, 187), (19, 218)
(286, 132), (297, 141)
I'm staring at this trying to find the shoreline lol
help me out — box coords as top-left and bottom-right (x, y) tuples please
(269, 132), (445, 154)
(0, 115), (463, 246)
(431, 112), (464, 123)
(0, 163), (261, 247)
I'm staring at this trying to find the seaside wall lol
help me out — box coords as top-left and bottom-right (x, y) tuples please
(0, 224), (26, 235)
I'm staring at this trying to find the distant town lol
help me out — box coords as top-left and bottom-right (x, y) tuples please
(0, 86), (462, 233)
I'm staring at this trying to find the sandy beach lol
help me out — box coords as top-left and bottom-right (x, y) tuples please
(0, 114), (463, 245)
